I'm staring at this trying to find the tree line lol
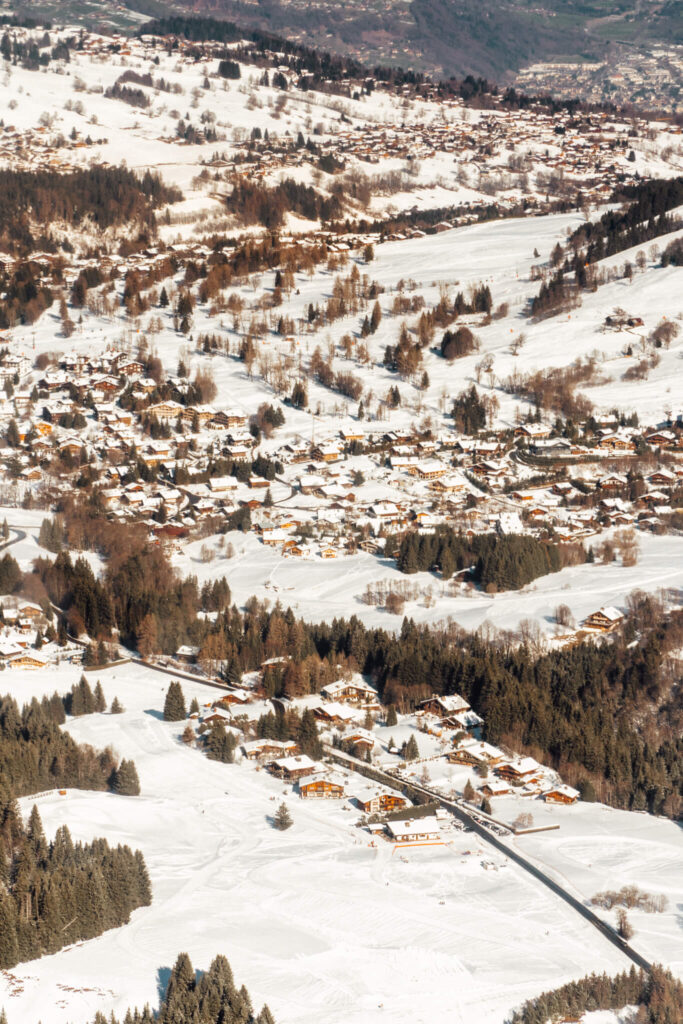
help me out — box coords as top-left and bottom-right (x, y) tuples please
(388, 528), (580, 591)
(0, 692), (136, 799)
(0, 799), (150, 970)
(508, 965), (682, 1024)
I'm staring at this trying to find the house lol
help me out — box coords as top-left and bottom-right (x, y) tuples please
(266, 754), (321, 780)
(241, 738), (299, 761)
(496, 757), (542, 783)
(419, 694), (470, 718)
(648, 469), (676, 487)
(583, 606), (624, 631)
(147, 401), (184, 422)
(313, 442), (342, 462)
(431, 475), (466, 493)
(597, 434), (635, 453)
(355, 789), (408, 814)
(17, 602), (43, 620)
(646, 430), (676, 448)
(215, 688), (251, 707)
(480, 779), (511, 798)
(515, 423), (551, 440)
(598, 473), (628, 490)
(175, 645), (198, 664)
(385, 817), (442, 843)
(448, 740), (504, 768)
(313, 702), (356, 727)
(416, 459), (447, 481)
(262, 528), (289, 547)
(340, 428), (365, 443)
(531, 438), (572, 456)
(544, 784), (580, 804)
(298, 773), (345, 799)
(344, 727), (375, 751)
(320, 678), (377, 704)
(208, 476), (237, 494)
(8, 652), (48, 670)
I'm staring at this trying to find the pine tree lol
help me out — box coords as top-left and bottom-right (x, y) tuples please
(273, 802), (292, 831)
(385, 705), (398, 727)
(163, 682), (186, 722)
(206, 721), (236, 763)
(403, 734), (419, 761)
(94, 681), (106, 713)
(112, 759), (140, 796)
(463, 778), (475, 802)
(1, 518), (8, 540)
(189, 697), (200, 715)
(110, 696), (124, 714)
(297, 709), (322, 759)
(481, 796), (492, 815)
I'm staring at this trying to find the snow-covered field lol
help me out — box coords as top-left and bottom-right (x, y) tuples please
(0, 663), (649, 1024)
(172, 528), (683, 635)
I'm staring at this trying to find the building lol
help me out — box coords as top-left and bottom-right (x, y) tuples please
(496, 757), (542, 784)
(385, 817), (442, 843)
(241, 739), (299, 761)
(298, 773), (345, 799)
(583, 606), (624, 631)
(447, 740), (503, 768)
(544, 784), (580, 804)
(8, 652), (48, 670)
(419, 694), (470, 717)
(320, 678), (377, 704)
(266, 754), (321, 780)
(355, 789), (408, 814)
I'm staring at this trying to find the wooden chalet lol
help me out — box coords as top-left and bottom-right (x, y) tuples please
(298, 773), (345, 799)
(214, 689), (251, 707)
(544, 785), (580, 804)
(419, 694), (470, 718)
(355, 789), (408, 814)
(9, 652), (48, 670)
(583, 606), (624, 631)
(447, 740), (503, 768)
(480, 779), (511, 798)
(320, 678), (377, 705)
(241, 739), (298, 761)
(267, 754), (320, 780)
(496, 757), (541, 784)
(312, 702), (356, 727)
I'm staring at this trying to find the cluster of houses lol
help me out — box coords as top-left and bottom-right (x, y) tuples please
(418, 694), (580, 805)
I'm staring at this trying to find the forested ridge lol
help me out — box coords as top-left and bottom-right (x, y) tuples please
(532, 177), (683, 317)
(0, 166), (181, 254)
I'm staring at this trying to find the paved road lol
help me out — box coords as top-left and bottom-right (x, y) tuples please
(328, 745), (652, 973)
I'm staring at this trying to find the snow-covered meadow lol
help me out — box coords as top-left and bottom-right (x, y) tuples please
(0, 662), (651, 1024)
